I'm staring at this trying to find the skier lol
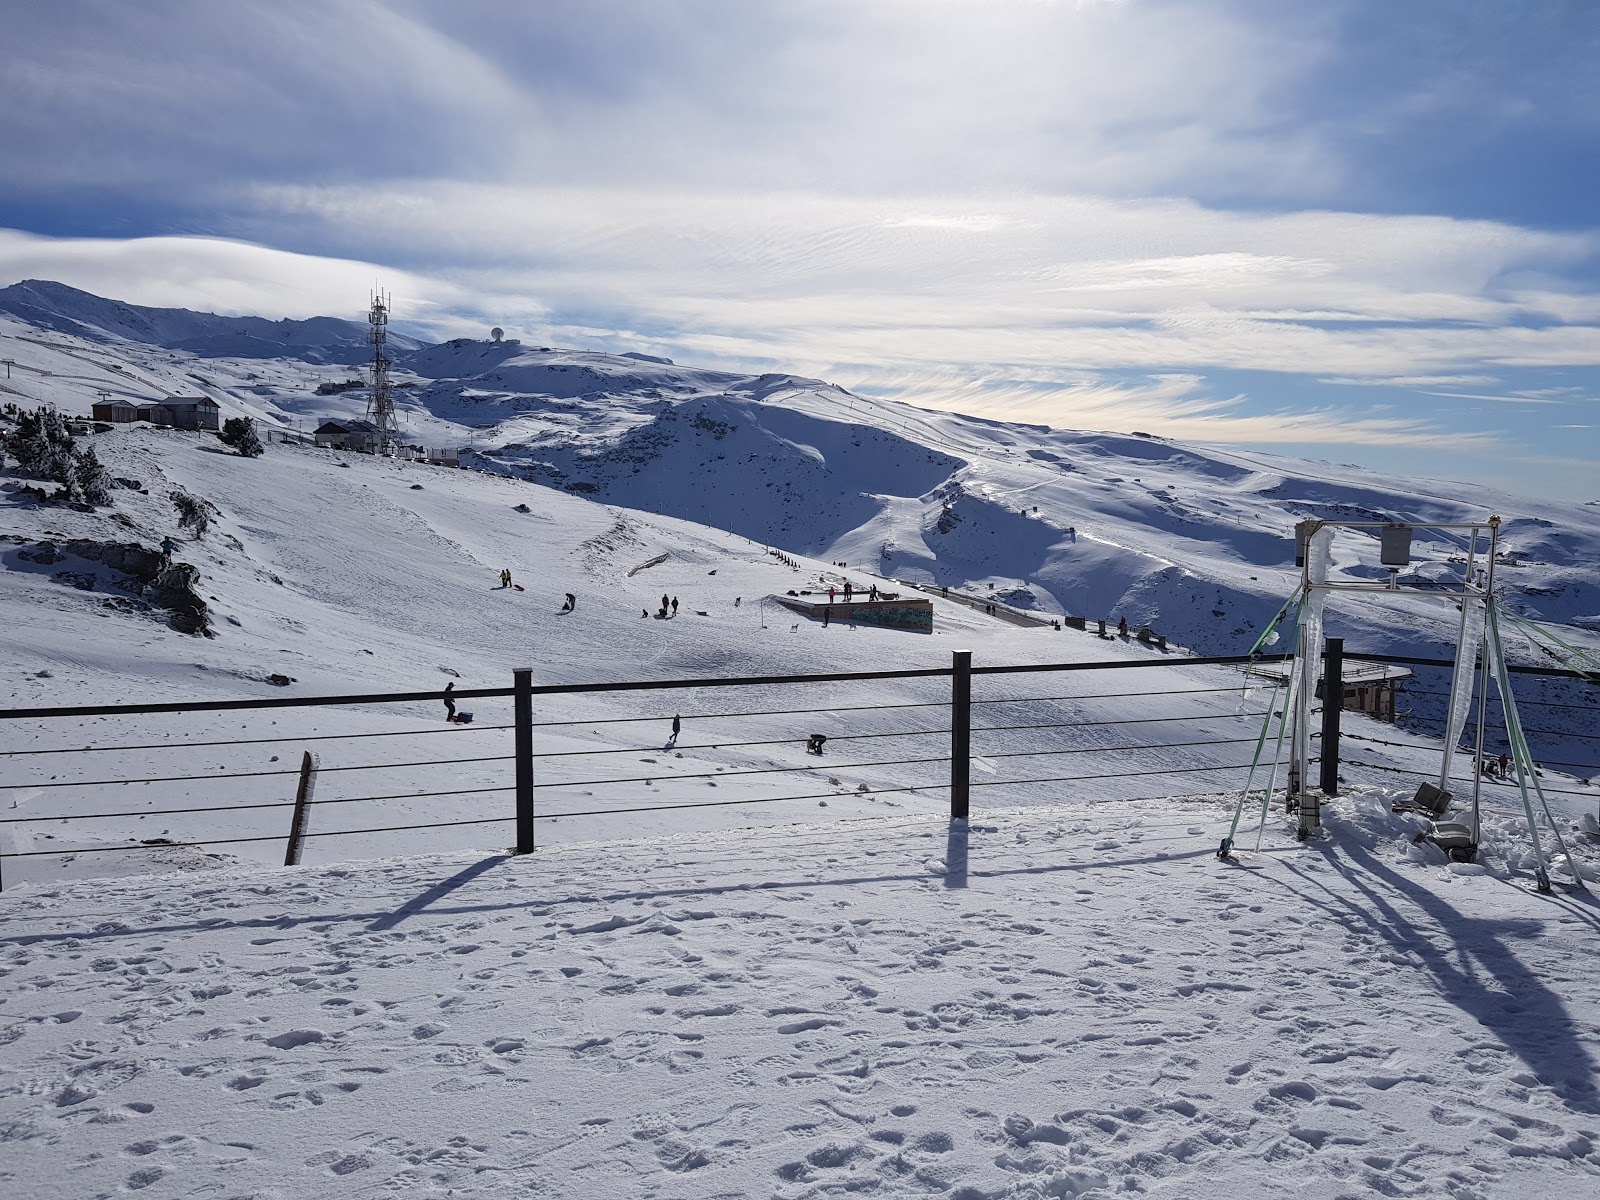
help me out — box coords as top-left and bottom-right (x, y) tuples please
(443, 680), (456, 722)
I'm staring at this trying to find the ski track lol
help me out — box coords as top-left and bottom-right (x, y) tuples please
(2, 806), (1598, 1199)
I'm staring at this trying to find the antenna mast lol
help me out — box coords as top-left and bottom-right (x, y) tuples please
(365, 290), (399, 453)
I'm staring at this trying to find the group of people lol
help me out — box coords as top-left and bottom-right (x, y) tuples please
(644, 594), (680, 618)
(824, 582), (880, 604)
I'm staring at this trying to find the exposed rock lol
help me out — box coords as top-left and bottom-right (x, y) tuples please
(17, 539), (212, 636)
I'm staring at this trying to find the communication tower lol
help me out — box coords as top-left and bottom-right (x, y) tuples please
(365, 291), (400, 453)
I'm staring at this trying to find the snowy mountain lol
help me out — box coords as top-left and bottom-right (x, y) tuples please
(9, 281), (1598, 667)
(4, 285), (1600, 1199)
(0, 279), (421, 364)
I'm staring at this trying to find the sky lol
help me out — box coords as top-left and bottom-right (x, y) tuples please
(2, 0), (1597, 501)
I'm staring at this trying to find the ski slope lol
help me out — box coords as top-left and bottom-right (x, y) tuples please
(3, 285), (1600, 1198)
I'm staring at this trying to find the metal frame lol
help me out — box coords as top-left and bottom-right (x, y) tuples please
(1282, 516), (1584, 891)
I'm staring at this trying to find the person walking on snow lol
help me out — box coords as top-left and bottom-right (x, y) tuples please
(500, 569), (511, 589)
(671, 596), (678, 615)
(443, 681), (456, 722)
(1117, 616), (1128, 637)
(662, 594), (670, 614)
(671, 714), (681, 741)
(828, 586), (836, 603)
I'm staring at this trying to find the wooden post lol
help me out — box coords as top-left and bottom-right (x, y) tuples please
(949, 650), (972, 820)
(514, 668), (535, 854)
(283, 751), (319, 866)
(1319, 637), (1344, 796)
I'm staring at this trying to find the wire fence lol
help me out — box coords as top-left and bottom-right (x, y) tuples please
(2, 647), (1595, 888)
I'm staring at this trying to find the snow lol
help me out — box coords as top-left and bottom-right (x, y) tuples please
(3, 798), (1599, 1198)
(3, 284), (1600, 1195)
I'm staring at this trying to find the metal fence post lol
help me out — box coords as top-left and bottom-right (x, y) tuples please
(283, 751), (319, 866)
(1320, 636), (1343, 796)
(514, 668), (535, 853)
(950, 650), (971, 820)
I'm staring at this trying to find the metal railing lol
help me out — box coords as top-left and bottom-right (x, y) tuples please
(2, 646), (1594, 887)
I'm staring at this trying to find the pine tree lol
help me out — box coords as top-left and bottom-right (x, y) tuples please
(171, 490), (213, 538)
(70, 445), (113, 506)
(220, 416), (264, 458)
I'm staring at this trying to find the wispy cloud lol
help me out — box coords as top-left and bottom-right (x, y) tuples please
(0, 229), (463, 322)
(1, 1), (1597, 496)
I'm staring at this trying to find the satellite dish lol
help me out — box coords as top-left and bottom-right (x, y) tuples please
(490, 327), (504, 343)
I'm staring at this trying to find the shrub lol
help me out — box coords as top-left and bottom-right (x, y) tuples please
(170, 489), (216, 538)
(1, 406), (112, 507)
(220, 416), (264, 458)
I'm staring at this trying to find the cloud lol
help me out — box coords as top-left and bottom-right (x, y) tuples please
(0, 229), (462, 323)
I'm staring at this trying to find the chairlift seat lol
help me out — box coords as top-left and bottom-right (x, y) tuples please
(1393, 781), (1451, 817)
(1424, 821), (1477, 863)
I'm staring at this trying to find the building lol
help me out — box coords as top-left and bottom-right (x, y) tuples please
(1241, 660), (1411, 723)
(90, 396), (221, 431)
(314, 418), (384, 453)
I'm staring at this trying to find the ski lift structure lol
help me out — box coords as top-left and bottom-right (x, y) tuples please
(1219, 514), (1587, 894)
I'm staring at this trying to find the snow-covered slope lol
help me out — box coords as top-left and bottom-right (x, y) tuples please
(4, 798), (1600, 1199)
(10, 284), (1600, 667)
(0, 280), (421, 364)
(4, 287), (1600, 1199)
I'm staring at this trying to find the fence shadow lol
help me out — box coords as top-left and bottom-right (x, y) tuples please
(0, 841), (1212, 949)
(944, 819), (968, 888)
(366, 854), (510, 931)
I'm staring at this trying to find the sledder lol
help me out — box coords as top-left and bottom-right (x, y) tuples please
(441, 681), (474, 724)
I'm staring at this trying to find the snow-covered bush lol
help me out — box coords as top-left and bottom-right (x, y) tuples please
(170, 489), (216, 538)
(219, 416), (263, 458)
(1, 405), (113, 506)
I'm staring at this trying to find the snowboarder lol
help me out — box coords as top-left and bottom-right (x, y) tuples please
(443, 681), (456, 722)
(671, 596), (678, 615)
(564, 592), (576, 611)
